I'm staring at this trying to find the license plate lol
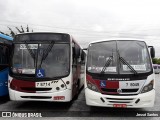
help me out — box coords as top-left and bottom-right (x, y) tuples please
(54, 96), (65, 100)
(113, 104), (127, 108)
(36, 81), (54, 87)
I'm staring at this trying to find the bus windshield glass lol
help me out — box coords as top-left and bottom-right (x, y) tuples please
(87, 40), (152, 74)
(12, 43), (70, 78)
(87, 41), (117, 73)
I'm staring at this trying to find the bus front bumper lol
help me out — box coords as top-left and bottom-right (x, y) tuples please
(85, 88), (155, 108)
(9, 88), (72, 102)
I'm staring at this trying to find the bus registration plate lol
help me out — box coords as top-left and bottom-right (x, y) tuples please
(113, 104), (127, 108)
(36, 81), (55, 87)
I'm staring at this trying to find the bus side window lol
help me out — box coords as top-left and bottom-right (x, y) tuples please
(72, 42), (76, 64)
(0, 45), (9, 65)
(0, 46), (3, 64)
(4, 46), (9, 64)
(75, 44), (80, 63)
(81, 51), (85, 64)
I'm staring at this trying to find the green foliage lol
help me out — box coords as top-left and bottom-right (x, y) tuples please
(152, 58), (160, 64)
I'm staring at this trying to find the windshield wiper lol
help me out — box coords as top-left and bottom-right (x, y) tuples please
(24, 41), (36, 60)
(118, 51), (138, 75)
(24, 41), (37, 67)
(100, 56), (113, 74)
(38, 41), (55, 68)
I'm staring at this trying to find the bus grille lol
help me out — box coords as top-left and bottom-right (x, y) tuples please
(101, 88), (139, 94)
(21, 96), (52, 99)
(105, 97), (135, 104)
(21, 87), (52, 92)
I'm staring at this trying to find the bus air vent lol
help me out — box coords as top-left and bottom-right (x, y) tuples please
(21, 96), (52, 99)
(21, 87), (52, 91)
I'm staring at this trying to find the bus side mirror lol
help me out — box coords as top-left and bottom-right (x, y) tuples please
(72, 47), (75, 56)
(81, 51), (85, 61)
(148, 46), (155, 58)
(75, 48), (80, 58)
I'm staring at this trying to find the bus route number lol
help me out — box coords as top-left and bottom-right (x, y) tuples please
(126, 83), (139, 87)
(36, 81), (58, 87)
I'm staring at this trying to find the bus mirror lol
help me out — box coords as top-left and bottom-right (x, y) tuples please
(148, 46), (155, 58)
(75, 48), (80, 58)
(151, 47), (155, 58)
(81, 52), (85, 61)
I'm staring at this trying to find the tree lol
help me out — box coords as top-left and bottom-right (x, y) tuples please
(152, 58), (160, 64)
(1, 25), (33, 38)
(0, 31), (9, 36)
(7, 27), (15, 37)
(152, 58), (157, 64)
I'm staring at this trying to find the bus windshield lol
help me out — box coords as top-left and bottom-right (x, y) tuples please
(12, 43), (70, 78)
(87, 40), (152, 74)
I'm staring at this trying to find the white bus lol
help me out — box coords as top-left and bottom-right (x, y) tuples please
(9, 32), (85, 102)
(85, 39), (155, 108)
(153, 64), (160, 74)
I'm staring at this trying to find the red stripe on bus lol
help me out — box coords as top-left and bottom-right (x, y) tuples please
(10, 79), (36, 93)
(106, 81), (119, 89)
(86, 74), (103, 92)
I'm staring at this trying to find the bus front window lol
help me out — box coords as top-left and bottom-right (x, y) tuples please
(87, 40), (152, 74)
(12, 43), (70, 78)
(87, 41), (117, 73)
(12, 44), (35, 75)
(38, 44), (69, 78)
(117, 41), (152, 74)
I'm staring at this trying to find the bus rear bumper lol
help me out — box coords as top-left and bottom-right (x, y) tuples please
(85, 88), (155, 108)
(9, 88), (72, 102)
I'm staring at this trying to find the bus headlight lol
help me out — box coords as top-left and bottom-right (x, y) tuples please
(141, 80), (154, 93)
(87, 81), (99, 92)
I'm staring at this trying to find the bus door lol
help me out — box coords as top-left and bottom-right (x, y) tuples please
(72, 42), (80, 97)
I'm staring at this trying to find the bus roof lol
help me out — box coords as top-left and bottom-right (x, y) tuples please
(16, 32), (70, 36)
(15, 32), (83, 48)
(0, 33), (13, 41)
(14, 32), (72, 43)
(88, 38), (145, 45)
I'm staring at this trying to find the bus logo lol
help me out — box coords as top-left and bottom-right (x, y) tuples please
(117, 89), (122, 94)
(100, 81), (106, 87)
(36, 69), (45, 78)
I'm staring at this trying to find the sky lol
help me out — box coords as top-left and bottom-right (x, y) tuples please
(1, 0), (160, 57)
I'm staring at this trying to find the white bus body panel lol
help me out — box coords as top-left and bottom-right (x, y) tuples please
(85, 73), (155, 108)
(9, 88), (72, 102)
(85, 88), (155, 108)
(8, 73), (73, 102)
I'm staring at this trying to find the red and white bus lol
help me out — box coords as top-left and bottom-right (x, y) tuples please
(9, 32), (85, 102)
(85, 39), (155, 108)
